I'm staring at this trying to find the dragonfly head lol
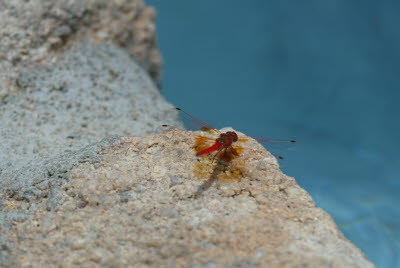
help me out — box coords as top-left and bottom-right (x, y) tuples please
(226, 131), (238, 142)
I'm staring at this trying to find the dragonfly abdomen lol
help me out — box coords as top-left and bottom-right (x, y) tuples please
(196, 142), (222, 156)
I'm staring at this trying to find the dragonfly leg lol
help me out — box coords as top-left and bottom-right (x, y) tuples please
(212, 147), (224, 163)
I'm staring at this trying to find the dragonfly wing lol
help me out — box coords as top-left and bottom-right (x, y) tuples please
(175, 108), (220, 135)
(251, 137), (297, 160)
(194, 135), (216, 155)
(252, 137), (297, 149)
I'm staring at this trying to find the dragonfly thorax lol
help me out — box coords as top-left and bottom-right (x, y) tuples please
(217, 131), (239, 148)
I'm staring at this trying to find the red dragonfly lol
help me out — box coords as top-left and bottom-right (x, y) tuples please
(164, 108), (296, 163)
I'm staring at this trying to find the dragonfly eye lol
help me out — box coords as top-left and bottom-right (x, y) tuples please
(227, 131), (238, 142)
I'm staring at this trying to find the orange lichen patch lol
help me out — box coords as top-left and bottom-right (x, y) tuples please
(192, 158), (215, 179)
(216, 164), (244, 183)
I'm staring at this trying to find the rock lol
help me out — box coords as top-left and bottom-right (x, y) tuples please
(1, 129), (375, 267)
(0, 0), (161, 91)
(0, 40), (177, 175)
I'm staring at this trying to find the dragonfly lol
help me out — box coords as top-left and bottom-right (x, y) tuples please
(163, 108), (296, 163)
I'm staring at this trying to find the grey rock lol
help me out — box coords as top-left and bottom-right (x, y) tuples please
(170, 175), (184, 186)
(0, 1), (169, 266)
(119, 190), (136, 203)
(159, 206), (180, 218)
(0, 40), (175, 266)
(0, 0), (161, 89)
(1, 135), (121, 202)
(0, 40), (177, 175)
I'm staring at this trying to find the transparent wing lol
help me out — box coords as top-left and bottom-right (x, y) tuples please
(175, 108), (220, 135)
(251, 137), (297, 160)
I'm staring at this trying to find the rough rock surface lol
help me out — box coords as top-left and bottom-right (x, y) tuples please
(1, 129), (375, 267)
(0, 0), (161, 92)
(0, 40), (176, 175)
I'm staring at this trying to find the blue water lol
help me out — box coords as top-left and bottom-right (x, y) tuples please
(147, 1), (400, 266)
